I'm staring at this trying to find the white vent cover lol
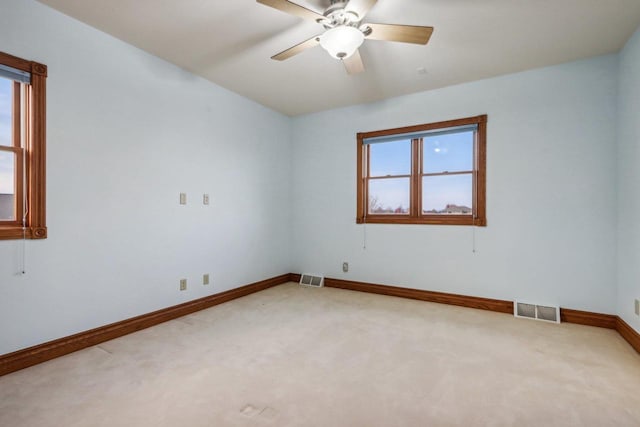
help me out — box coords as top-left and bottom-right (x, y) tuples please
(299, 274), (324, 288)
(514, 301), (560, 323)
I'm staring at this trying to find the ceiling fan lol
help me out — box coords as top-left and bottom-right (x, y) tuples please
(257, 0), (434, 75)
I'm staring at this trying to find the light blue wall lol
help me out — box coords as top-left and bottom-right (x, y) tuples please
(291, 55), (619, 314)
(617, 26), (640, 332)
(0, 0), (292, 354)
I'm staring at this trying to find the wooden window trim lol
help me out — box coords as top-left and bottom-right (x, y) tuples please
(0, 51), (47, 240)
(357, 115), (487, 226)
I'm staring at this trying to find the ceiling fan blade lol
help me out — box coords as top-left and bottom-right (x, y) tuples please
(343, 49), (365, 75)
(345, 0), (378, 20)
(271, 35), (321, 61)
(364, 23), (434, 44)
(257, 0), (325, 22)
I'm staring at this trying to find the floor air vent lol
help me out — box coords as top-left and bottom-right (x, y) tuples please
(514, 301), (560, 323)
(299, 274), (324, 288)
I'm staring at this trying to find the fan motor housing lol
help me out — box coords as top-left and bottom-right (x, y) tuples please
(323, 1), (359, 27)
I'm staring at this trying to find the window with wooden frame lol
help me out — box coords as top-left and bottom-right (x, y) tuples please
(356, 115), (487, 226)
(0, 51), (47, 240)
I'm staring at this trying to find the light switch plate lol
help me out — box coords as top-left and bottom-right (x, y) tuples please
(180, 193), (187, 205)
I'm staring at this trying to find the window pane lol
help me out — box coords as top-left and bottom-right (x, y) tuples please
(422, 174), (472, 215)
(0, 78), (11, 147)
(423, 131), (473, 174)
(0, 150), (15, 220)
(369, 139), (411, 177)
(368, 178), (410, 214)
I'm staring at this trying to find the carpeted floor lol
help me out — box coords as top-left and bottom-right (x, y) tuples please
(1, 282), (639, 426)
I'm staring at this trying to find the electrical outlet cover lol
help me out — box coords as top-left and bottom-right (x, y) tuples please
(203, 274), (210, 285)
(635, 299), (639, 316)
(180, 279), (187, 291)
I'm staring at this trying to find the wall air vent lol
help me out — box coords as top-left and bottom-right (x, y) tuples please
(514, 301), (560, 323)
(299, 274), (324, 288)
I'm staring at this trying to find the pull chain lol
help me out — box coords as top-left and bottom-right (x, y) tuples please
(472, 224), (476, 253)
(363, 221), (367, 250)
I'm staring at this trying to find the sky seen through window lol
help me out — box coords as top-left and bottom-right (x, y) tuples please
(0, 77), (14, 195)
(368, 131), (474, 214)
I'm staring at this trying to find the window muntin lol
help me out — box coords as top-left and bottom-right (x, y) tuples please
(357, 115), (487, 226)
(0, 51), (47, 240)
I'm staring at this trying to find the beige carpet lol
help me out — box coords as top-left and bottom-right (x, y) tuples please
(1, 283), (639, 427)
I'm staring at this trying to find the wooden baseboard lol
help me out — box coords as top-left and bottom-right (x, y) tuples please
(323, 277), (514, 314)
(289, 273), (301, 283)
(560, 308), (617, 329)
(0, 273), (290, 377)
(617, 317), (640, 354)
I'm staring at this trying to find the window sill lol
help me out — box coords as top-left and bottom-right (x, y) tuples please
(356, 215), (486, 226)
(0, 226), (47, 240)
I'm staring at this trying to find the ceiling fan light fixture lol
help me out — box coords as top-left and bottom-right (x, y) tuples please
(320, 25), (364, 59)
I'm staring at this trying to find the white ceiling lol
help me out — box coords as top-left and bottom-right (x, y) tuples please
(37, 0), (640, 116)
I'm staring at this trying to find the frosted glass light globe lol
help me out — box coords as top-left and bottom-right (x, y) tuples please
(320, 26), (365, 59)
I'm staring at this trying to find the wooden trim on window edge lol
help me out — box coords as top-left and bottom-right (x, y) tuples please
(290, 273), (640, 354)
(0, 51), (47, 240)
(475, 120), (487, 225)
(2, 273), (638, 376)
(358, 115), (488, 140)
(356, 132), (365, 223)
(0, 51), (48, 77)
(356, 115), (487, 226)
(0, 273), (291, 376)
(411, 138), (420, 217)
(13, 82), (25, 224)
(360, 215), (485, 226)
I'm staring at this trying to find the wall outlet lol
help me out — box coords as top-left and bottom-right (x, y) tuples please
(635, 299), (639, 316)
(179, 193), (187, 205)
(179, 279), (187, 291)
(203, 194), (210, 205)
(203, 274), (210, 285)
(342, 262), (349, 273)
